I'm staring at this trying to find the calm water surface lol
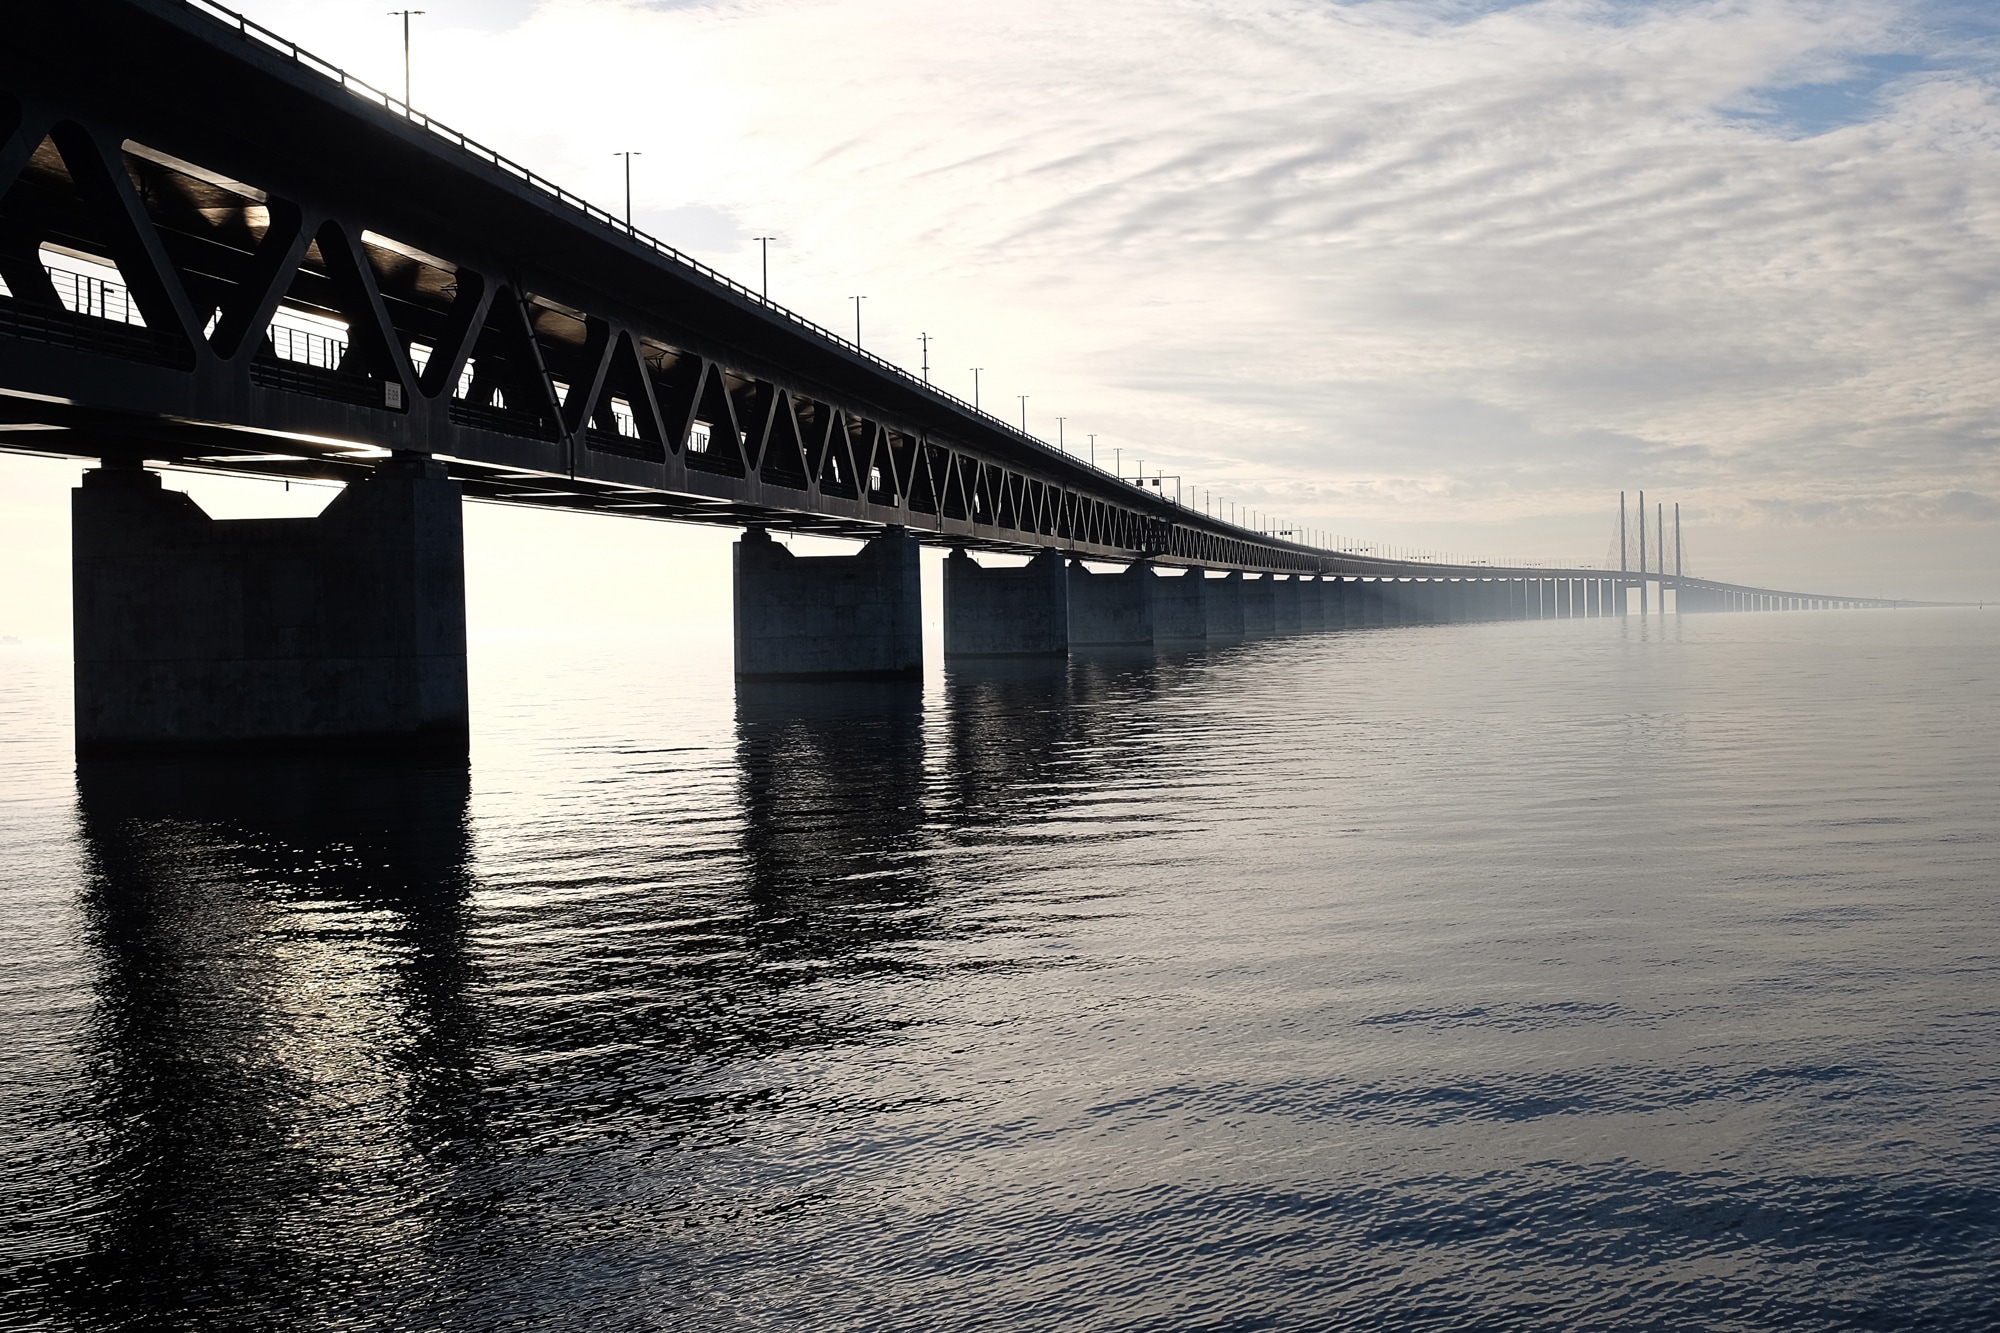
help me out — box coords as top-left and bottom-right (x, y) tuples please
(2, 611), (1997, 1330)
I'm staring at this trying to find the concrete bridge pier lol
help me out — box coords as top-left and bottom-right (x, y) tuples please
(1272, 577), (1303, 635)
(1360, 579), (1389, 626)
(1152, 568), (1210, 643)
(71, 457), (469, 756)
(1392, 580), (1419, 623)
(1378, 580), (1406, 624)
(1242, 576), (1277, 636)
(735, 526), (922, 679)
(943, 547), (1069, 657)
(1300, 578), (1328, 632)
(1330, 578), (1357, 629)
(1206, 572), (1246, 638)
(1069, 560), (1156, 647)
(1391, 579), (1413, 625)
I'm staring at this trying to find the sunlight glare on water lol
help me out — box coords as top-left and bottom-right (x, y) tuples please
(2, 609), (1997, 1330)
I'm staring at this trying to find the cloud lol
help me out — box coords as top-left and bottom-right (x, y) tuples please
(1748, 486), (2000, 524)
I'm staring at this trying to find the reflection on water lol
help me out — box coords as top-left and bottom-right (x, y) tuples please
(2, 614), (1999, 1330)
(736, 679), (926, 910)
(44, 756), (478, 1328)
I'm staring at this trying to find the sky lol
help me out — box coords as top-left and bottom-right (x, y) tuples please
(5, 0), (1999, 641)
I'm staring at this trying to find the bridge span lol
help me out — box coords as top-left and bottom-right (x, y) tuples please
(1, 0), (1912, 756)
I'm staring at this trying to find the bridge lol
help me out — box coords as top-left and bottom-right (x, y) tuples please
(0, 0), (1913, 756)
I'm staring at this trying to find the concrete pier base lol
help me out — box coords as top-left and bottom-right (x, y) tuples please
(1242, 576), (1276, 636)
(1152, 569), (1209, 642)
(1299, 578), (1327, 632)
(1272, 578), (1302, 634)
(1206, 572), (1245, 638)
(1335, 578), (1361, 628)
(72, 458), (469, 756)
(1069, 560), (1155, 647)
(944, 547), (1069, 657)
(734, 526), (921, 679)
(1358, 580), (1387, 626)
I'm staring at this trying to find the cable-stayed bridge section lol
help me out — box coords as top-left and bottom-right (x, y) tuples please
(0, 0), (1909, 756)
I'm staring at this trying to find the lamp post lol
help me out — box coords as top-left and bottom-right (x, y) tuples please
(1087, 433), (1095, 467)
(613, 151), (641, 229)
(971, 368), (982, 412)
(753, 236), (775, 297)
(918, 332), (930, 385)
(1018, 395), (1029, 435)
(1056, 416), (1066, 455)
(388, 10), (425, 108)
(850, 295), (866, 349)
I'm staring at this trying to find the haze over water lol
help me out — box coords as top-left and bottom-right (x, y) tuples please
(2, 609), (1997, 1330)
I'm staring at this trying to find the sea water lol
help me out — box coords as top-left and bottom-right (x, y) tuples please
(2, 609), (1996, 1330)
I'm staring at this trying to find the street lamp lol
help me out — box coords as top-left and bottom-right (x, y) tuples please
(612, 151), (641, 229)
(388, 10), (425, 109)
(1018, 394), (1029, 434)
(970, 368), (982, 411)
(850, 295), (866, 348)
(918, 332), (931, 384)
(753, 236), (775, 297)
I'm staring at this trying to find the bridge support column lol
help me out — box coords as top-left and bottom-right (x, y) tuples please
(1378, 580), (1404, 624)
(1206, 572), (1245, 638)
(1377, 579), (1400, 625)
(943, 547), (1069, 657)
(1368, 580), (1400, 624)
(72, 458), (469, 756)
(1153, 569), (1209, 643)
(1242, 576), (1276, 636)
(734, 526), (921, 679)
(1330, 577), (1358, 628)
(1403, 580), (1428, 623)
(1396, 580), (1421, 623)
(1068, 560), (1155, 647)
(1300, 577), (1327, 632)
(1272, 577), (1302, 634)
